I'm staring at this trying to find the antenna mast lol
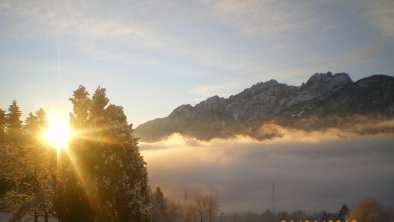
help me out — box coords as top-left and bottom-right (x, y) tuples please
(272, 183), (276, 213)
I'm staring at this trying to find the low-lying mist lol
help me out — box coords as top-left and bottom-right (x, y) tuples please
(140, 123), (394, 213)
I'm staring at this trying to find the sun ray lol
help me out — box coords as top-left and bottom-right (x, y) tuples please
(69, 124), (127, 145)
(57, 143), (101, 215)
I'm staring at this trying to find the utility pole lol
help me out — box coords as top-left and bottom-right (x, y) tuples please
(184, 188), (188, 203)
(272, 183), (276, 213)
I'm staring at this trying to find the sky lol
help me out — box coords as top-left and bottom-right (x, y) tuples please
(0, 0), (393, 125)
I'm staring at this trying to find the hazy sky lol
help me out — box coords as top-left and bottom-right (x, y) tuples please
(0, 0), (393, 125)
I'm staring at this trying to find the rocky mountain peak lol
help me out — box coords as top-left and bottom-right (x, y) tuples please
(206, 95), (223, 103)
(301, 72), (352, 92)
(250, 79), (280, 89)
(263, 79), (279, 86)
(169, 104), (193, 117)
(135, 73), (394, 142)
(330, 72), (353, 85)
(195, 95), (225, 111)
(309, 71), (333, 81)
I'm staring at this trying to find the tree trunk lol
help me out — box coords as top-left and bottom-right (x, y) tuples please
(34, 211), (38, 222)
(45, 211), (49, 222)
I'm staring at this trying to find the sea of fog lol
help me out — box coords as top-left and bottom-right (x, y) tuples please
(140, 131), (394, 213)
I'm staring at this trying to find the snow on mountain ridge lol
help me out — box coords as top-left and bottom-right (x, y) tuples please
(135, 73), (394, 141)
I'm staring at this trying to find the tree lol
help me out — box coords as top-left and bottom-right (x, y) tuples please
(0, 108), (7, 198)
(0, 108), (55, 222)
(152, 187), (166, 221)
(24, 109), (54, 222)
(6, 100), (23, 140)
(151, 187), (182, 222)
(347, 198), (388, 222)
(0, 108), (6, 143)
(57, 85), (93, 222)
(193, 193), (220, 222)
(181, 190), (194, 222)
(69, 85), (91, 129)
(58, 86), (151, 222)
(321, 211), (329, 221)
(91, 86), (109, 118)
(289, 210), (307, 222)
(339, 204), (349, 221)
(276, 211), (290, 222)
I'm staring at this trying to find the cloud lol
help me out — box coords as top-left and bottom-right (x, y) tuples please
(1, 0), (392, 86)
(0, 0), (171, 64)
(0, 0), (364, 80)
(365, 1), (394, 38)
(140, 127), (394, 213)
(202, 0), (318, 36)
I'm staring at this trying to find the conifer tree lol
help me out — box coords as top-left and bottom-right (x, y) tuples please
(6, 100), (23, 141)
(93, 103), (151, 222)
(0, 108), (7, 204)
(1, 108), (55, 222)
(151, 187), (182, 222)
(58, 85), (93, 222)
(58, 86), (151, 222)
(339, 204), (349, 221)
(69, 85), (91, 129)
(152, 187), (166, 221)
(0, 108), (6, 143)
(91, 86), (109, 119)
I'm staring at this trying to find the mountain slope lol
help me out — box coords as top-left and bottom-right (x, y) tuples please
(135, 72), (394, 141)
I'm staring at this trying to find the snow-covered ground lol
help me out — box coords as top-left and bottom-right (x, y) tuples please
(0, 212), (5, 222)
(0, 212), (57, 222)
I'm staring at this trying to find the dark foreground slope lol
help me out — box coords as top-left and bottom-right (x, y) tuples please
(135, 72), (394, 141)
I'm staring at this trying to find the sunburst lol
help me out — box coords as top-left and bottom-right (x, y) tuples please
(41, 118), (74, 149)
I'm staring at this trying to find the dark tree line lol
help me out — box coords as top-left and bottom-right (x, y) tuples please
(218, 199), (394, 222)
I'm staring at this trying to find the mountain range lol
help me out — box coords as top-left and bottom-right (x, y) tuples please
(135, 72), (394, 142)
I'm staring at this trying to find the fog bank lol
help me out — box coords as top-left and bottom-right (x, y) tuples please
(140, 128), (394, 213)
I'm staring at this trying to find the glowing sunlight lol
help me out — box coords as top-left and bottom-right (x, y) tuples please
(41, 118), (73, 149)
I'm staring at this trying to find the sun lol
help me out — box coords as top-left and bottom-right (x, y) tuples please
(41, 118), (74, 149)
